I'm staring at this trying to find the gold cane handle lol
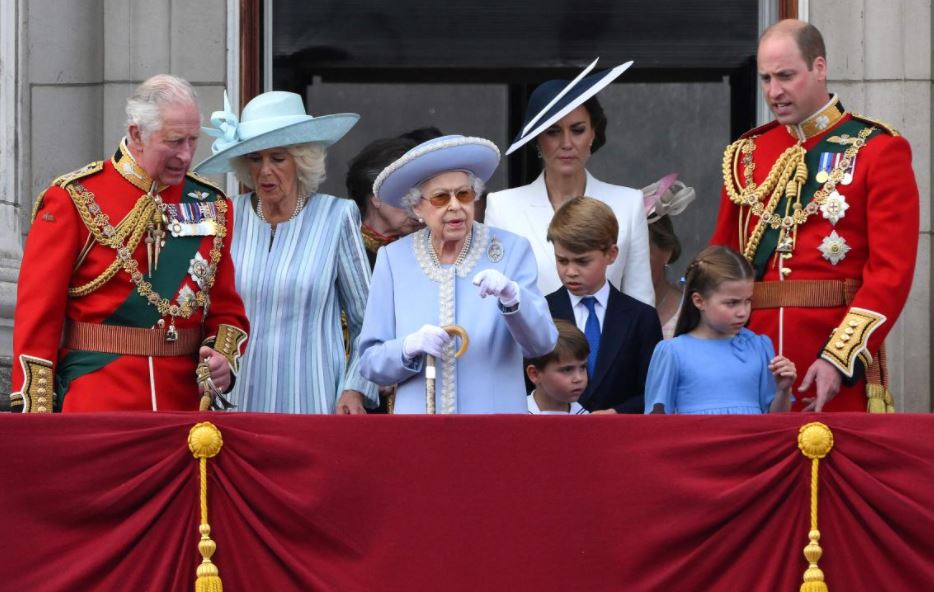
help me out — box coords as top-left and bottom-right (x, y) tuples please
(441, 325), (469, 358)
(425, 325), (469, 415)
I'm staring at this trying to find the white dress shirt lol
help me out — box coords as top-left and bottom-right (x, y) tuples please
(568, 280), (610, 334)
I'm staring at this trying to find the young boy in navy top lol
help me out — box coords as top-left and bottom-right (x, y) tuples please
(546, 196), (662, 413)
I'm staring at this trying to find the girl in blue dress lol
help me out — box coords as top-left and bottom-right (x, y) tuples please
(644, 246), (795, 414)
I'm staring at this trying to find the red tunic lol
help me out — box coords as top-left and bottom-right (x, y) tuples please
(711, 107), (919, 411)
(11, 142), (249, 412)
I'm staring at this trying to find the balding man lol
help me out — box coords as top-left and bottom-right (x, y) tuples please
(710, 20), (919, 412)
(10, 74), (249, 412)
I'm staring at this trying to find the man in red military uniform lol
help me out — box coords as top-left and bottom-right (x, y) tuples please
(711, 20), (919, 412)
(10, 74), (249, 412)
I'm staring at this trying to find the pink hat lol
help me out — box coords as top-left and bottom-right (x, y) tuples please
(642, 173), (695, 223)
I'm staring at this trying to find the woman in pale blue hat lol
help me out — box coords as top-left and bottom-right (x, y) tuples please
(485, 59), (654, 306)
(358, 136), (557, 414)
(196, 91), (376, 414)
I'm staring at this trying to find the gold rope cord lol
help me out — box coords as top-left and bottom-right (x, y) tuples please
(722, 126), (874, 263)
(188, 422), (225, 592)
(797, 422), (834, 592)
(65, 182), (227, 319)
(67, 189), (156, 297)
(722, 141), (806, 260)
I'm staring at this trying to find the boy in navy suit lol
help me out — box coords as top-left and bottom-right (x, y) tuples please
(546, 196), (662, 413)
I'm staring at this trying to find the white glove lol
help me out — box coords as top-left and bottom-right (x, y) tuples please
(472, 269), (520, 307)
(402, 324), (452, 360)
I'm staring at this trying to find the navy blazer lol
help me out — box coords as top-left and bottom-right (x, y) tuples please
(547, 285), (662, 414)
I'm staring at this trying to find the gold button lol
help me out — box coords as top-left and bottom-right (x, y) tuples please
(834, 341), (845, 349)
(844, 327), (855, 335)
(37, 387), (47, 395)
(848, 320), (859, 327)
(37, 405), (48, 412)
(38, 377), (47, 386)
(38, 368), (48, 377)
(840, 334), (850, 342)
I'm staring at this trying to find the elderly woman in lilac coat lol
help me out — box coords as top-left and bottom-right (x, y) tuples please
(358, 136), (557, 414)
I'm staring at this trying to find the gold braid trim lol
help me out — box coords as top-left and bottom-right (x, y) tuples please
(207, 324), (248, 376)
(30, 189), (48, 224)
(722, 139), (806, 260)
(66, 183), (157, 297)
(722, 125), (875, 262)
(65, 181), (228, 319)
(850, 113), (899, 136)
(9, 355), (55, 413)
(820, 307), (886, 378)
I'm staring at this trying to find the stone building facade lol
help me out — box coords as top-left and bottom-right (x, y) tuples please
(1, 0), (931, 410)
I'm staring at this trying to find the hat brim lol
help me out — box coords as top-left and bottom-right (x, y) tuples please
(505, 61), (633, 156)
(193, 113), (359, 174)
(643, 172), (680, 216)
(374, 136), (500, 208)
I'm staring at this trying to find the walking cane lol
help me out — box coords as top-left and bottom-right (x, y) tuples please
(425, 325), (469, 414)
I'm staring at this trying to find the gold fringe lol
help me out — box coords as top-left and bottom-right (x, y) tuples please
(797, 422), (834, 592)
(189, 422), (225, 591)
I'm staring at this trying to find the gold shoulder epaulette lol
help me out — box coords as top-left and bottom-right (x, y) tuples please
(739, 120), (780, 140)
(850, 113), (900, 136)
(30, 187), (49, 224)
(186, 171), (227, 197)
(53, 160), (104, 188)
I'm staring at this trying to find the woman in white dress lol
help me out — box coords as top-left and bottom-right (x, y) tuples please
(485, 59), (653, 304)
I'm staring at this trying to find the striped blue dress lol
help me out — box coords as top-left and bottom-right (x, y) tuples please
(228, 192), (377, 413)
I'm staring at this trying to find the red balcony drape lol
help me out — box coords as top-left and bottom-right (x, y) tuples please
(1, 412), (932, 591)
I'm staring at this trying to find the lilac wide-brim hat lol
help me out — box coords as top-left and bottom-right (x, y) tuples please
(194, 90), (359, 174)
(506, 58), (633, 156)
(372, 135), (501, 208)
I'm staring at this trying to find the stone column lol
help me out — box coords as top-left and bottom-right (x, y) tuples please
(0, 0), (22, 396)
(811, 0), (934, 410)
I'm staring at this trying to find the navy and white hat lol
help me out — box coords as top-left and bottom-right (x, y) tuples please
(373, 135), (500, 208)
(505, 59), (633, 155)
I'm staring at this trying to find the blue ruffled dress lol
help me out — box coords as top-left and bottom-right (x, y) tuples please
(643, 328), (777, 414)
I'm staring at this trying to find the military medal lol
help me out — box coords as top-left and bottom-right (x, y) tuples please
(487, 236), (504, 263)
(842, 154), (857, 185)
(815, 152), (834, 183)
(188, 252), (210, 290)
(168, 202), (219, 237)
(820, 191), (849, 225)
(818, 230), (850, 265)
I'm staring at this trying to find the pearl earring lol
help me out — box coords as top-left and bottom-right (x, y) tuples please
(536, 147), (543, 159)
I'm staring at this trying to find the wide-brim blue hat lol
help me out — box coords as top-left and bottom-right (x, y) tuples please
(505, 59), (633, 156)
(373, 135), (500, 208)
(194, 91), (359, 174)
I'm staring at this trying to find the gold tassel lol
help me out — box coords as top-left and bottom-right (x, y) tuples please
(189, 422), (225, 592)
(797, 422), (835, 592)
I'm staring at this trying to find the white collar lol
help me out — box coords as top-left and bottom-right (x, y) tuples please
(568, 280), (610, 310)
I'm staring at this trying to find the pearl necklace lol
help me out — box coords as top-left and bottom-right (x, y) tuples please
(255, 193), (306, 225)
